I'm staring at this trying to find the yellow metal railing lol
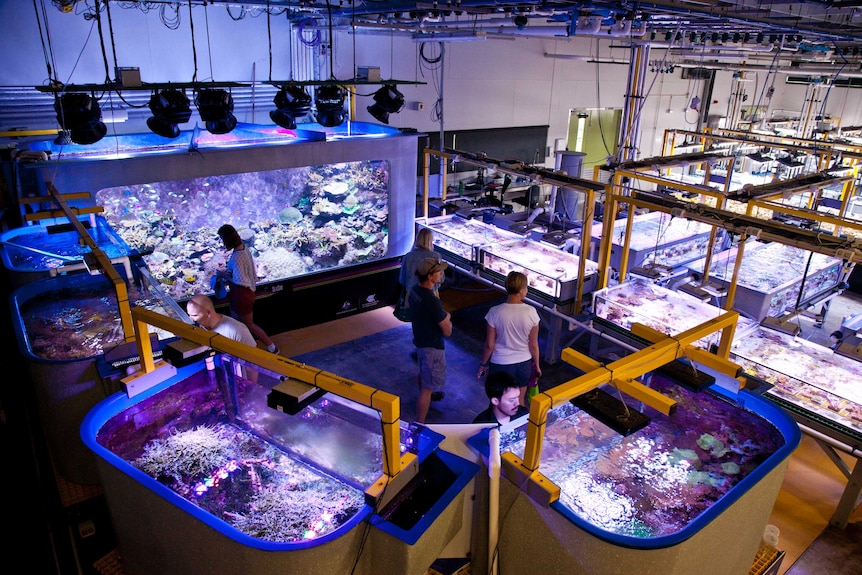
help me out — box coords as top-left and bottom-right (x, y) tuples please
(124, 306), (413, 501)
(502, 310), (742, 507)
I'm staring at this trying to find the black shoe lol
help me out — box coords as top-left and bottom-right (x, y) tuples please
(431, 391), (445, 402)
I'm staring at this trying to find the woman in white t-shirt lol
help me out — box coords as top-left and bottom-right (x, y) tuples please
(477, 271), (541, 406)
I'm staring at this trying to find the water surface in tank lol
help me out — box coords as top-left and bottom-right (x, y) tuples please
(19, 279), (181, 360)
(498, 374), (785, 538)
(93, 360), (422, 543)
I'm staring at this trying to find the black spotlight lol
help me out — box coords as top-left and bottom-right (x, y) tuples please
(147, 89), (192, 139)
(54, 93), (107, 145)
(270, 84), (312, 130)
(367, 84), (405, 125)
(314, 85), (347, 127)
(513, 14), (529, 28)
(195, 88), (237, 134)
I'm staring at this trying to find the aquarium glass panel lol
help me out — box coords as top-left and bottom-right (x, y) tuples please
(96, 160), (391, 301)
(20, 279), (182, 360)
(95, 358), (417, 543)
(497, 374), (785, 538)
(1, 216), (134, 272)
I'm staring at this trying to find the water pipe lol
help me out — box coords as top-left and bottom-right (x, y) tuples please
(0, 239), (78, 262)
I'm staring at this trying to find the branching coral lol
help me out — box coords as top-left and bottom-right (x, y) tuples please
(134, 425), (247, 484)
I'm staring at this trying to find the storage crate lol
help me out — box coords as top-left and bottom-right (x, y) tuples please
(748, 541), (784, 575)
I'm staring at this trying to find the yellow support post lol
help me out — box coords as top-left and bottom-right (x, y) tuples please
(611, 378), (677, 416)
(44, 182), (135, 340)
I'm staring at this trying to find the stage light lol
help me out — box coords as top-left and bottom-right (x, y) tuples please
(54, 93), (107, 145)
(314, 85), (347, 128)
(146, 89), (192, 138)
(270, 84), (312, 130)
(195, 88), (237, 134)
(367, 84), (405, 125)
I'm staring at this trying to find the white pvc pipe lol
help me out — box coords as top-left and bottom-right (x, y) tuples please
(488, 426), (501, 575)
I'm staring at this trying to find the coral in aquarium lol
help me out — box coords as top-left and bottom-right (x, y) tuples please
(130, 421), (366, 542)
(21, 283), (180, 360)
(96, 161), (391, 301)
(134, 425), (247, 485)
(498, 375), (784, 538)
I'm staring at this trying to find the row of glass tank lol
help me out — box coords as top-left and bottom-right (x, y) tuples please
(1, 126), (819, 575)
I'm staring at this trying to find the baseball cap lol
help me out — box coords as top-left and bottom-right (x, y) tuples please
(417, 258), (448, 277)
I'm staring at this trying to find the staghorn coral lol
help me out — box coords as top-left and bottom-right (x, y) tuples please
(230, 476), (365, 542)
(134, 425), (247, 484)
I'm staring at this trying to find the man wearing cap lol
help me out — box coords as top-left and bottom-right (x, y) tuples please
(408, 257), (453, 424)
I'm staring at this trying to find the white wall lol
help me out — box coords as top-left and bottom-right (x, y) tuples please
(3, 3), (862, 165)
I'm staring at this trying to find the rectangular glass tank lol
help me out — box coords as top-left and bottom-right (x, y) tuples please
(731, 326), (862, 441)
(590, 211), (722, 270)
(15, 268), (183, 361)
(687, 240), (843, 321)
(592, 279), (756, 349)
(489, 373), (798, 547)
(416, 215), (527, 267)
(95, 160), (392, 302)
(85, 355), (438, 547)
(479, 239), (600, 303)
(0, 215), (136, 275)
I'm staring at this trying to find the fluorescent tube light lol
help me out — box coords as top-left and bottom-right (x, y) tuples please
(412, 31), (487, 43)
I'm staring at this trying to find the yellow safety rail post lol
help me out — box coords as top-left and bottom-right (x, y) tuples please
(125, 307), (412, 501)
(574, 189), (595, 314)
(595, 181), (621, 290)
(504, 310), (741, 506)
(42, 182), (135, 341)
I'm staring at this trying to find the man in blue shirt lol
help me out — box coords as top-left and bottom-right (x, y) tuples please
(409, 258), (452, 424)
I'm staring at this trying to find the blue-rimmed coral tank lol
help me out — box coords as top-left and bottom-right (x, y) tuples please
(470, 373), (799, 575)
(11, 267), (184, 484)
(82, 354), (478, 575)
(0, 215), (138, 288)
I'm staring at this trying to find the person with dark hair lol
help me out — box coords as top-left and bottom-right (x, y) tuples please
(409, 257), (452, 424)
(477, 270), (541, 406)
(472, 371), (529, 425)
(830, 330), (844, 350)
(216, 224), (279, 354)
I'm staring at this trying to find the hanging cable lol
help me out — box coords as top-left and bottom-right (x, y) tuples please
(33, 0), (59, 86)
(325, 0), (335, 79)
(267, 0), (272, 81)
(159, 2), (181, 30)
(203, 1), (215, 81)
(104, 0), (119, 78)
(90, 0), (112, 83)
(188, 0), (198, 82)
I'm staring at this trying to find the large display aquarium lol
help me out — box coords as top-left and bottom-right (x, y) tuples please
(8, 122), (422, 327)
